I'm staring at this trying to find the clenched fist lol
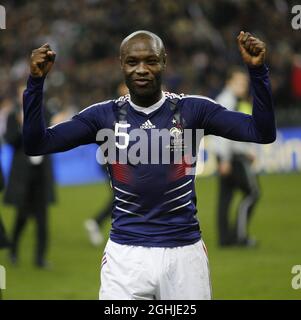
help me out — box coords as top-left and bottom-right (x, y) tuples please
(237, 31), (266, 67)
(30, 43), (56, 78)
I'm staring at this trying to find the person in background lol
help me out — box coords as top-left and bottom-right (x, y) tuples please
(0, 146), (10, 301)
(84, 164), (113, 246)
(48, 92), (112, 247)
(0, 99), (12, 252)
(212, 67), (260, 247)
(84, 83), (128, 246)
(4, 85), (56, 268)
(0, 148), (10, 252)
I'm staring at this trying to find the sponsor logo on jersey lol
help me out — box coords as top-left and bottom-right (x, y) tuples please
(140, 120), (156, 129)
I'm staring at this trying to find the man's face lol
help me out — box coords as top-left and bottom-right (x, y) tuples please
(230, 72), (249, 98)
(120, 37), (166, 98)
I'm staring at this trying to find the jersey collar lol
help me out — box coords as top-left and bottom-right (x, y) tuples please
(128, 92), (166, 115)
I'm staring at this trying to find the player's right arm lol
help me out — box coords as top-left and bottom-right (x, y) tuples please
(23, 44), (98, 156)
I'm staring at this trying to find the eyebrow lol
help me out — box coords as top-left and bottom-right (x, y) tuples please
(125, 54), (160, 60)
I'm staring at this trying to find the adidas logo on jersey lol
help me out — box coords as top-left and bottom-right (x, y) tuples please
(140, 120), (156, 129)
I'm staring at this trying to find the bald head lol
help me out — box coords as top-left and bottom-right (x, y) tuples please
(120, 30), (166, 60)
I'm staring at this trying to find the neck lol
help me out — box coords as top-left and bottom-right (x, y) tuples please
(130, 90), (162, 108)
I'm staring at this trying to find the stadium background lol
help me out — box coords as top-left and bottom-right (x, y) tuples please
(0, 0), (300, 299)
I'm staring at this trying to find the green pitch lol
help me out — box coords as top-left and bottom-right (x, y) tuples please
(0, 173), (300, 300)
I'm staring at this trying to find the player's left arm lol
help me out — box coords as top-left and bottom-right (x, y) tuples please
(202, 32), (276, 144)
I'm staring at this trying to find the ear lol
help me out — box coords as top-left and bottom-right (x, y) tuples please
(162, 53), (167, 70)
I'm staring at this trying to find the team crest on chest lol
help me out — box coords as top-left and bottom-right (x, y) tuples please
(169, 119), (184, 151)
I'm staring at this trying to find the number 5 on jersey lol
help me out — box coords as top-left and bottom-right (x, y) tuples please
(115, 122), (131, 149)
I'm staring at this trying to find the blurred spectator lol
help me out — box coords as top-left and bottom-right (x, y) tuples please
(84, 164), (113, 246)
(4, 85), (56, 268)
(84, 82), (128, 246)
(0, 128), (9, 302)
(0, 150), (10, 251)
(210, 67), (260, 247)
(0, 101), (11, 251)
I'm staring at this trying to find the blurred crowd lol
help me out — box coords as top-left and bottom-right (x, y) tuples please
(0, 0), (301, 122)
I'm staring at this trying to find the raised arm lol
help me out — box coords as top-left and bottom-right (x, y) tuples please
(203, 32), (276, 143)
(23, 44), (97, 156)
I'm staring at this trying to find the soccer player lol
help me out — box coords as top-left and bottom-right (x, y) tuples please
(23, 30), (276, 299)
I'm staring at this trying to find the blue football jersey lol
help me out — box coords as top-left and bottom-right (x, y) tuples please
(23, 64), (276, 247)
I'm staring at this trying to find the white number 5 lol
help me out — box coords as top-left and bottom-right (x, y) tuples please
(115, 122), (130, 149)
